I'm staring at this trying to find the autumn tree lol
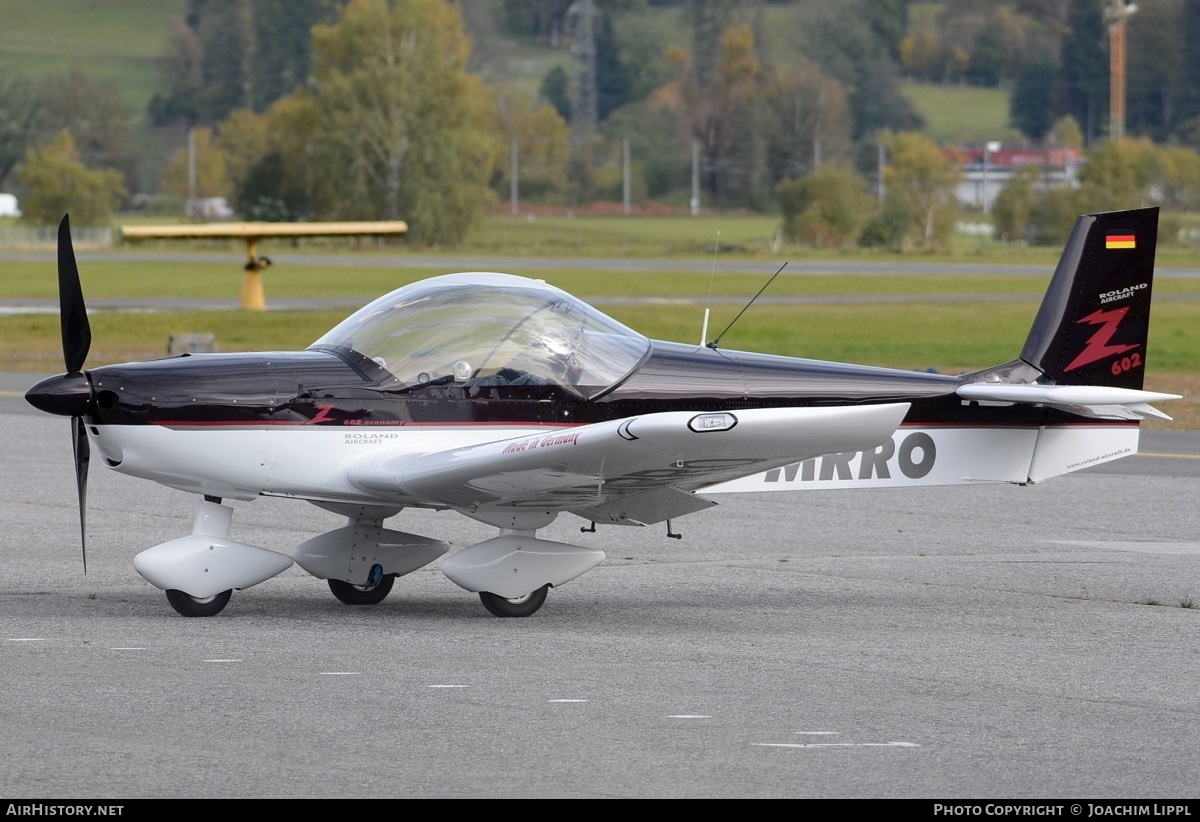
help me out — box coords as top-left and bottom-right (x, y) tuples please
(776, 164), (873, 248)
(160, 128), (231, 204)
(1048, 116), (1084, 151)
(25, 71), (137, 195)
(1155, 146), (1200, 213)
(215, 108), (273, 212)
(597, 100), (686, 201)
(306, 0), (498, 242)
(794, 1), (923, 140)
(991, 165), (1042, 243)
(215, 91), (330, 221)
(16, 131), (127, 226)
(1076, 137), (1158, 211)
(760, 63), (852, 186)
(652, 23), (761, 201)
(492, 88), (571, 204)
(207, 0), (500, 238)
(883, 132), (962, 251)
(0, 74), (42, 191)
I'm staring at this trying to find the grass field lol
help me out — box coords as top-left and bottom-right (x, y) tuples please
(0, 0), (184, 116)
(902, 80), (1022, 146)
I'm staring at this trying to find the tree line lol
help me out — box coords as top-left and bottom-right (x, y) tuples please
(2, 0), (1200, 247)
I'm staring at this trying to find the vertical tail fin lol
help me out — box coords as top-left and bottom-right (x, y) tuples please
(1020, 207), (1158, 389)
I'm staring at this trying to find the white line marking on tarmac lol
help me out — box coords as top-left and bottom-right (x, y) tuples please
(549, 699), (588, 703)
(203, 659), (242, 663)
(669, 715), (712, 719)
(1048, 540), (1200, 554)
(109, 647), (145, 651)
(754, 741), (919, 749)
(428, 684), (469, 688)
(7, 638), (47, 642)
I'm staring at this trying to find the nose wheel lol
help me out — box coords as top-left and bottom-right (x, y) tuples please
(479, 584), (549, 617)
(327, 569), (395, 605)
(165, 588), (232, 617)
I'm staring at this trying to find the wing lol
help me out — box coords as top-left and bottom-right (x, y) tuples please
(956, 383), (1180, 421)
(347, 403), (910, 526)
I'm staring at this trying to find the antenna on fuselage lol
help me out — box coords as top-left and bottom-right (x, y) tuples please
(706, 261), (788, 350)
(699, 231), (718, 346)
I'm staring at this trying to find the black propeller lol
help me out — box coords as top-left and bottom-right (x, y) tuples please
(25, 215), (94, 571)
(59, 214), (92, 373)
(60, 215), (92, 571)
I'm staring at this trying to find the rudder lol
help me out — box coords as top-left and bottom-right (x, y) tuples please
(1019, 207), (1158, 390)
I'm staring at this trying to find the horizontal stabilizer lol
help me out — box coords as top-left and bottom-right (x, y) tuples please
(957, 383), (1180, 421)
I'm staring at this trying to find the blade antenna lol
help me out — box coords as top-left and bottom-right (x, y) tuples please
(699, 231), (718, 347)
(706, 261), (788, 349)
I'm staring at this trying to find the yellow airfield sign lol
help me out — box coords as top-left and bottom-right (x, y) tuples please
(119, 221), (409, 310)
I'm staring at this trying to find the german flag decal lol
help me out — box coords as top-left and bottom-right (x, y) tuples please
(1106, 231), (1136, 249)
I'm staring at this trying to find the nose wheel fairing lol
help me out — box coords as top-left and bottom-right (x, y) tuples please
(292, 523), (450, 584)
(440, 533), (605, 599)
(133, 498), (293, 599)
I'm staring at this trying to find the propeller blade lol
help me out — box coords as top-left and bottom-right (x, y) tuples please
(71, 416), (90, 573)
(58, 214), (91, 373)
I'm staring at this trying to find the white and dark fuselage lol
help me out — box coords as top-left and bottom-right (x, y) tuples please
(80, 343), (1134, 505)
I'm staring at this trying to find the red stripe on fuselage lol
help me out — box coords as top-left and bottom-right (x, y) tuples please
(149, 420), (582, 429)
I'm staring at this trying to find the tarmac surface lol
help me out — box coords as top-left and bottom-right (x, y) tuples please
(2, 373), (1199, 799)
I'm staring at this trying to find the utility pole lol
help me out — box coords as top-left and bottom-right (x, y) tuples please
(187, 128), (196, 219)
(877, 140), (886, 205)
(982, 141), (1000, 215)
(623, 138), (631, 216)
(510, 138), (519, 217)
(691, 140), (700, 216)
(567, 0), (599, 148)
(1105, 1), (1138, 142)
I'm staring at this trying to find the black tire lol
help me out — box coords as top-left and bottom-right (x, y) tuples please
(479, 584), (549, 618)
(328, 574), (395, 605)
(165, 588), (232, 617)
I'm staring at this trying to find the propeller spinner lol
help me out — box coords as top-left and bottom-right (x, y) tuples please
(24, 215), (94, 571)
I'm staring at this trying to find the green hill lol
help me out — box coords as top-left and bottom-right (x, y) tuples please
(0, 0), (185, 121)
(0, 1), (1012, 142)
(904, 80), (1023, 147)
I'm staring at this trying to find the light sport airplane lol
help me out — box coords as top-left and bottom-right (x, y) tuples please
(26, 207), (1179, 618)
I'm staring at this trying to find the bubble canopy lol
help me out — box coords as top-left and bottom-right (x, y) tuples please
(310, 272), (651, 399)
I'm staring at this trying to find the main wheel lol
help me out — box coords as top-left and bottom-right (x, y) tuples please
(165, 588), (232, 617)
(328, 574), (395, 605)
(479, 584), (549, 618)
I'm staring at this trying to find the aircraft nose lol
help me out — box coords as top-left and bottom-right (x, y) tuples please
(26, 371), (92, 417)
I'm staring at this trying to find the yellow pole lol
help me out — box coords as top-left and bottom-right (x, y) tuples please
(240, 238), (267, 311)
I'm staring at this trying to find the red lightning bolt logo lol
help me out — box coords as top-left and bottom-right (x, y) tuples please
(1064, 307), (1139, 373)
(306, 403), (336, 424)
